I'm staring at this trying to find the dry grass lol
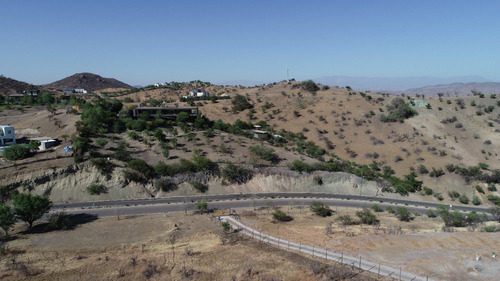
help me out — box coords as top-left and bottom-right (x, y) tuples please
(1, 212), (377, 281)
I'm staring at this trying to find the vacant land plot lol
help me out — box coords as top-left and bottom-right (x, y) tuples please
(240, 206), (500, 281)
(1, 212), (376, 281)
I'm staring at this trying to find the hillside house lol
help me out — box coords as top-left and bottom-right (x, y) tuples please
(132, 105), (198, 119)
(183, 89), (209, 99)
(411, 100), (429, 106)
(63, 89), (88, 94)
(0, 125), (16, 146)
(23, 90), (39, 96)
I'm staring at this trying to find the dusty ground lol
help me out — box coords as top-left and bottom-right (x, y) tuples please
(1, 212), (376, 281)
(240, 206), (500, 281)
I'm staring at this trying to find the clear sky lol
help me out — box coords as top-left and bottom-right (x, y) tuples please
(1, 0), (500, 86)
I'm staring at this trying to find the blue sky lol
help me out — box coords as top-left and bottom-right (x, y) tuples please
(1, 0), (500, 87)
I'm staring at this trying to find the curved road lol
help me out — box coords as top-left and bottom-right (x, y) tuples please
(52, 192), (491, 218)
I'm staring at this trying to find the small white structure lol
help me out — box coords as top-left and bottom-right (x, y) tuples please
(0, 125), (16, 146)
(30, 137), (58, 151)
(183, 89), (209, 99)
(74, 89), (88, 94)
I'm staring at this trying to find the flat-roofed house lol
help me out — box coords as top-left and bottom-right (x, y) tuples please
(0, 125), (15, 146)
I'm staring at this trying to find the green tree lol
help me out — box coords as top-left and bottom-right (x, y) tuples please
(309, 201), (332, 217)
(301, 80), (320, 93)
(12, 193), (52, 229)
(0, 204), (15, 237)
(176, 111), (190, 124)
(231, 94), (253, 112)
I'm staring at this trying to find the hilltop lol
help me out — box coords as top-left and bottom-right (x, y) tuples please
(0, 75), (44, 95)
(45, 72), (133, 92)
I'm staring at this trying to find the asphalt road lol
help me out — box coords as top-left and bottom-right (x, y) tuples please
(50, 192), (492, 218)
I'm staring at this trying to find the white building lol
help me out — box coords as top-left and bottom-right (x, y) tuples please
(183, 89), (209, 99)
(0, 125), (16, 146)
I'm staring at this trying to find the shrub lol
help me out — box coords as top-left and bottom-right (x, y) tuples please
(2, 144), (31, 160)
(155, 178), (178, 192)
(190, 181), (208, 193)
(221, 162), (252, 184)
(380, 98), (418, 123)
(423, 186), (433, 195)
(385, 206), (394, 213)
(435, 193), (444, 201)
(487, 195), (500, 206)
(417, 165), (429, 174)
(86, 184), (108, 195)
(396, 207), (411, 222)
(436, 205), (465, 227)
(90, 158), (113, 175)
(336, 215), (354, 226)
(288, 159), (314, 173)
(272, 209), (293, 222)
(356, 209), (377, 225)
(95, 138), (108, 148)
(482, 226), (500, 232)
(123, 170), (146, 183)
(248, 145), (277, 162)
(127, 159), (155, 179)
(448, 191), (460, 200)
(472, 195), (481, 206)
(488, 183), (497, 192)
(370, 204), (383, 212)
(310, 201), (332, 217)
(425, 210), (436, 218)
(458, 194), (469, 204)
(221, 221), (231, 232)
(48, 212), (72, 230)
(445, 164), (456, 173)
(196, 198), (208, 213)
(313, 175), (323, 185)
(475, 185), (485, 194)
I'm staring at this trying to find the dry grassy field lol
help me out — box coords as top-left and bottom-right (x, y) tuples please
(1, 211), (380, 281)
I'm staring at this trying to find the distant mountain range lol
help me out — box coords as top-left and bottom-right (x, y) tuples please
(2, 73), (500, 97)
(393, 82), (500, 97)
(314, 75), (493, 91)
(45, 73), (133, 92)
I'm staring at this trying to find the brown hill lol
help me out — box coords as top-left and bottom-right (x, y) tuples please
(45, 72), (133, 92)
(0, 75), (42, 95)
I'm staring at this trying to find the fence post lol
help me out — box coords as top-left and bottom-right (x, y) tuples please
(325, 249), (328, 260)
(359, 257), (362, 272)
(399, 266), (402, 281)
(288, 240), (290, 249)
(299, 242), (301, 251)
(312, 246), (315, 256)
(341, 252), (343, 264)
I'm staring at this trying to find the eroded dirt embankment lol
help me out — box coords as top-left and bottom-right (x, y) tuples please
(3, 164), (429, 203)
